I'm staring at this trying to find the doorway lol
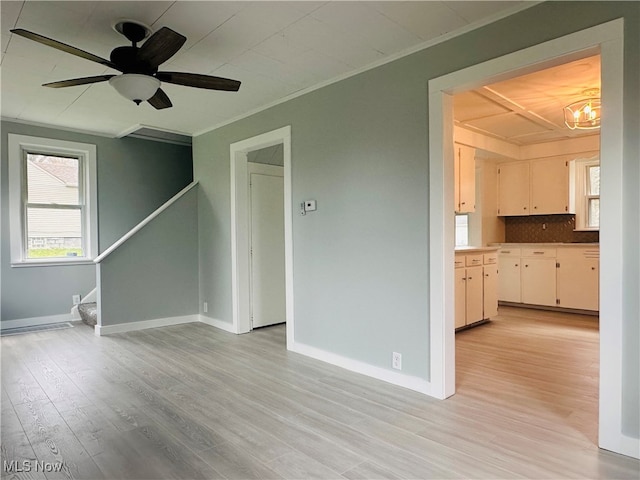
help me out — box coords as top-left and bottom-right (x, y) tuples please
(248, 160), (285, 329)
(230, 126), (294, 346)
(428, 19), (628, 455)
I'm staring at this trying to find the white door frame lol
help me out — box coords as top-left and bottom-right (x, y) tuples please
(230, 126), (294, 347)
(428, 19), (637, 458)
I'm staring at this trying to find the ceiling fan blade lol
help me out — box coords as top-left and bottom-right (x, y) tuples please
(156, 72), (241, 91)
(147, 88), (172, 110)
(138, 27), (186, 68)
(10, 28), (120, 70)
(43, 75), (116, 88)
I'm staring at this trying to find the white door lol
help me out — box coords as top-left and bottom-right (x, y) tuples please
(249, 165), (285, 328)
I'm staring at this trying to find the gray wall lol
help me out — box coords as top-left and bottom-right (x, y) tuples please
(193, 2), (639, 436)
(1, 120), (193, 321)
(99, 187), (199, 325)
(247, 144), (284, 166)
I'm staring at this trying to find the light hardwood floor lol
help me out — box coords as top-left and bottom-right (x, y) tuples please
(1, 307), (638, 479)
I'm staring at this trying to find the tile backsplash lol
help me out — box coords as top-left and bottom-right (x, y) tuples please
(504, 214), (599, 243)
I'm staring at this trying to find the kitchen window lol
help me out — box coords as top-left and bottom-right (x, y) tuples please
(8, 134), (97, 266)
(455, 214), (469, 246)
(572, 157), (600, 231)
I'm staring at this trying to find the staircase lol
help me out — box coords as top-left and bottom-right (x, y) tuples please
(78, 302), (98, 326)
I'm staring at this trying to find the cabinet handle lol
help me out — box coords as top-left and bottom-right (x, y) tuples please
(525, 264), (529, 267)
(515, 264), (519, 267)
(524, 207), (527, 210)
(534, 206), (537, 209)
(468, 276), (472, 280)
(533, 251), (544, 255)
(591, 267), (596, 270)
(461, 202), (466, 205)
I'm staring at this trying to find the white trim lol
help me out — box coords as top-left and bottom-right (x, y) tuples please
(193, 3), (539, 138)
(428, 19), (636, 457)
(1, 116), (117, 139)
(198, 315), (237, 334)
(94, 181), (198, 263)
(1, 313), (72, 331)
(7, 134), (98, 265)
(94, 314), (199, 336)
(230, 127), (294, 345)
(289, 341), (433, 396)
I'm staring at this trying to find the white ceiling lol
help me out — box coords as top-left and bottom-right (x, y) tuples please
(1, 1), (530, 138)
(454, 55), (601, 146)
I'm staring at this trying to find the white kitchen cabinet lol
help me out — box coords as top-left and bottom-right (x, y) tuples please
(530, 158), (572, 215)
(497, 162), (529, 216)
(498, 244), (599, 311)
(498, 248), (521, 303)
(465, 265), (484, 325)
(556, 247), (599, 311)
(521, 248), (557, 307)
(483, 264), (499, 318)
(498, 158), (573, 216)
(454, 144), (476, 213)
(455, 267), (467, 329)
(455, 250), (499, 330)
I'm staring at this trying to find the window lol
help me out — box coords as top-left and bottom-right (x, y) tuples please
(572, 157), (600, 231)
(8, 134), (97, 266)
(455, 214), (469, 247)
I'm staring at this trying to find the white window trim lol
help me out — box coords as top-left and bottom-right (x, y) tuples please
(572, 156), (600, 231)
(8, 134), (98, 267)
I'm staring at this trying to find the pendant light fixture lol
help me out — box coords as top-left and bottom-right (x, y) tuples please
(564, 89), (601, 130)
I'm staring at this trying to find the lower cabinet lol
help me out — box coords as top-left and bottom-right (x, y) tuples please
(483, 264), (499, 318)
(498, 249), (521, 303)
(498, 245), (599, 312)
(520, 248), (557, 307)
(455, 250), (498, 330)
(556, 247), (599, 311)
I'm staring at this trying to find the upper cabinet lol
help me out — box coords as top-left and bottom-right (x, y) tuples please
(530, 158), (571, 215)
(497, 158), (573, 216)
(497, 162), (529, 216)
(454, 143), (475, 213)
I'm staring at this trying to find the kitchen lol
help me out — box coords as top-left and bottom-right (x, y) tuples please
(452, 54), (601, 331)
(449, 54), (603, 444)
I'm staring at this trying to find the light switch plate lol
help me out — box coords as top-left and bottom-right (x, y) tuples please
(304, 200), (317, 212)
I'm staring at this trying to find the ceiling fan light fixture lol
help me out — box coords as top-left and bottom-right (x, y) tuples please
(564, 97), (601, 130)
(109, 74), (160, 105)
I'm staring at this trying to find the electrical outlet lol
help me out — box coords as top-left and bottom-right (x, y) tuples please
(203, 302), (208, 313)
(392, 352), (402, 370)
(72, 294), (81, 305)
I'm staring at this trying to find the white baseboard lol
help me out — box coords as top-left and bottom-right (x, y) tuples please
(94, 314), (199, 336)
(1, 313), (72, 331)
(288, 341), (434, 397)
(198, 315), (236, 333)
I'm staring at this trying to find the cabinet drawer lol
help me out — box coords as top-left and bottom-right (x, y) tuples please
(454, 256), (465, 269)
(465, 254), (483, 267)
(499, 248), (521, 257)
(483, 252), (498, 265)
(521, 247), (556, 258)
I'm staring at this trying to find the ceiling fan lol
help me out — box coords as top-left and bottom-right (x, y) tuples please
(10, 21), (241, 109)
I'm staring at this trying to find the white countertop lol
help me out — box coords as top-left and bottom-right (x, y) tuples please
(455, 246), (500, 253)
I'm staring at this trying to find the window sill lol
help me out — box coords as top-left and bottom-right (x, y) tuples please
(574, 228), (599, 232)
(11, 259), (96, 268)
